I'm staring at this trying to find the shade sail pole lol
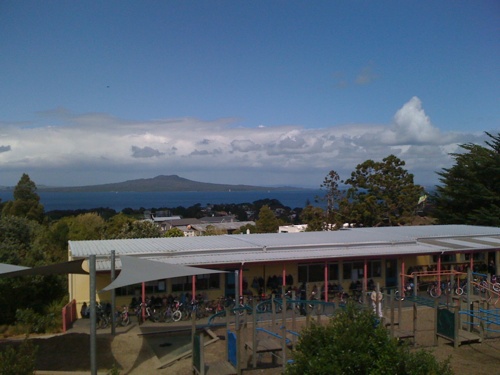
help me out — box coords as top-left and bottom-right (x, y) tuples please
(111, 250), (116, 336)
(89, 255), (97, 375)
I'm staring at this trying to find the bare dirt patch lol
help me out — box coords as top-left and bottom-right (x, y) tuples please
(1, 306), (499, 374)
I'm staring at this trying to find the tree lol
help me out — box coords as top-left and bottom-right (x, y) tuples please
(67, 213), (106, 240)
(115, 220), (162, 239)
(104, 213), (135, 239)
(2, 174), (44, 223)
(286, 303), (453, 375)
(343, 155), (424, 227)
(203, 225), (227, 236)
(300, 205), (325, 231)
(255, 205), (280, 233)
(164, 227), (185, 237)
(232, 223), (257, 234)
(319, 170), (345, 228)
(0, 216), (66, 324)
(433, 132), (500, 226)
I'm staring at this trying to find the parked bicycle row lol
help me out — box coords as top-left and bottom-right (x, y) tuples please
(391, 275), (500, 301)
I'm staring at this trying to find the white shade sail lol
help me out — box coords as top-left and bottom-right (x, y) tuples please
(100, 255), (226, 292)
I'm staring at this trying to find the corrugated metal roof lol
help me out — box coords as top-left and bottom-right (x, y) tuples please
(68, 225), (500, 271)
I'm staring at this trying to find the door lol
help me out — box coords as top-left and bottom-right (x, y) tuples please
(225, 271), (236, 299)
(385, 259), (398, 287)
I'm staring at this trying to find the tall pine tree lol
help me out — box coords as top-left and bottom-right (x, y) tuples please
(2, 173), (44, 223)
(433, 132), (500, 226)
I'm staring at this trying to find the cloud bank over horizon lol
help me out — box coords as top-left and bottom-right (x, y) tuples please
(0, 97), (494, 188)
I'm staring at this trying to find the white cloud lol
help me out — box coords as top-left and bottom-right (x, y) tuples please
(0, 98), (493, 187)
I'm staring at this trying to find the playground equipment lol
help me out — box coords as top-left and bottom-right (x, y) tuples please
(192, 330), (237, 375)
(385, 289), (417, 346)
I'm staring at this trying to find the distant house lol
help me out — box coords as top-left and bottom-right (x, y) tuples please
(279, 224), (308, 233)
(199, 215), (237, 224)
(148, 214), (253, 236)
(191, 221), (256, 235)
(149, 216), (199, 232)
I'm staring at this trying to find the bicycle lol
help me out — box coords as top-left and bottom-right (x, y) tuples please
(96, 303), (109, 329)
(115, 305), (130, 327)
(492, 276), (500, 293)
(427, 282), (441, 298)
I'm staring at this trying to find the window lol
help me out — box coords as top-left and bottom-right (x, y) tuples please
(368, 261), (382, 278)
(116, 284), (141, 297)
(329, 263), (339, 280)
(343, 260), (382, 280)
(297, 262), (342, 283)
(309, 264), (324, 282)
(172, 274), (220, 292)
(465, 253), (484, 261)
(433, 254), (457, 263)
(196, 274), (220, 290)
(343, 263), (352, 280)
(171, 276), (193, 292)
(298, 265), (308, 283)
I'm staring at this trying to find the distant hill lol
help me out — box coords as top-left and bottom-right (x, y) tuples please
(38, 175), (303, 193)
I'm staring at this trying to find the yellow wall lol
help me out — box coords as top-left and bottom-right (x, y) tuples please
(68, 251), (498, 317)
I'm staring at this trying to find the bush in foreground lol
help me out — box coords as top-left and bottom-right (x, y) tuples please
(286, 303), (452, 375)
(0, 338), (38, 375)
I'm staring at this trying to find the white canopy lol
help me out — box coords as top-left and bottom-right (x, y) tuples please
(100, 255), (226, 292)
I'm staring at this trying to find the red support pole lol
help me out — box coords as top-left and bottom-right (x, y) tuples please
(282, 264), (286, 287)
(324, 262), (328, 302)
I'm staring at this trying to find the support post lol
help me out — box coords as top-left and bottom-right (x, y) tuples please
(191, 301), (196, 349)
(434, 298), (438, 346)
(271, 293), (276, 328)
(454, 303), (459, 349)
(282, 263), (286, 287)
(192, 275), (196, 302)
(390, 289), (395, 337)
(413, 303), (417, 347)
(235, 270), (240, 330)
(142, 282), (146, 321)
(467, 268), (472, 331)
(110, 250), (116, 336)
(363, 259), (368, 305)
(324, 262), (328, 302)
(401, 259), (405, 296)
(437, 255), (441, 297)
(252, 299), (257, 369)
(281, 285), (287, 371)
(239, 265), (243, 298)
(89, 255), (97, 375)
(291, 290), (297, 345)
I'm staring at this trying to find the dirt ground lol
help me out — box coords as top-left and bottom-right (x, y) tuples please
(1, 305), (499, 375)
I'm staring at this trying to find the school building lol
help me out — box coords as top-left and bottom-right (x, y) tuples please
(68, 225), (500, 315)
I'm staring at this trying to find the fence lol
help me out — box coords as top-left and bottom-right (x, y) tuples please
(62, 299), (77, 332)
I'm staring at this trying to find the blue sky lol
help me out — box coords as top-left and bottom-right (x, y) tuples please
(0, 1), (498, 188)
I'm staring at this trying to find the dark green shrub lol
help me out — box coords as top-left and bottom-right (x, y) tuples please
(15, 308), (51, 334)
(0, 338), (38, 375)
(286, 302), (453, 375)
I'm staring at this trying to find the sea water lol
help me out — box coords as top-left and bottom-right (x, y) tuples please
(0, 190), (324, 212)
